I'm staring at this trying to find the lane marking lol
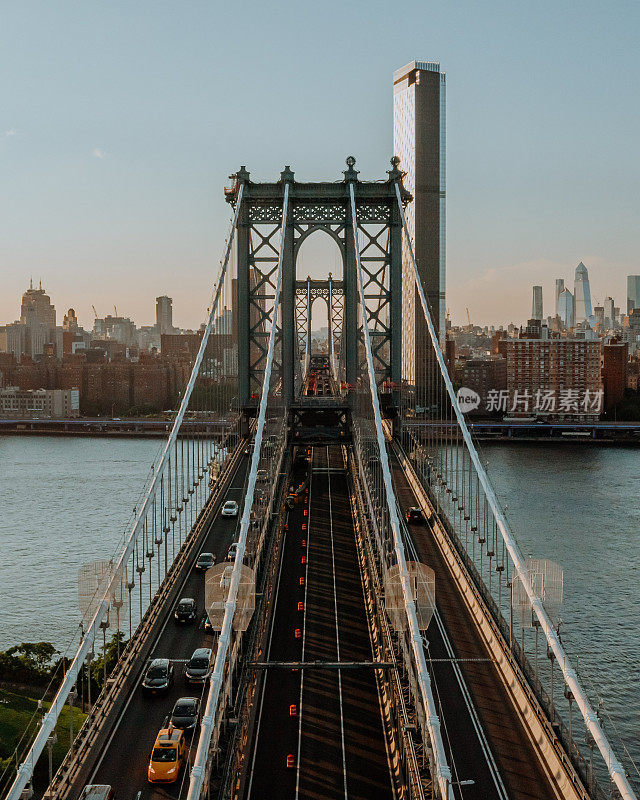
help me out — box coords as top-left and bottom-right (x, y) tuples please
(245, 502), (289, 799)
(326, 447), (349, 800)
(295, 450), (314, 800)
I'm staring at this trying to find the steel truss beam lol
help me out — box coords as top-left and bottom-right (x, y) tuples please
(229, 159), (411, 406)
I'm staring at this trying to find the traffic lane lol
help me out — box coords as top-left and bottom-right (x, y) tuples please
(392, 453), (550, 799)
(298, 450), (346, 800)
(245, 457), (310, 799)
(328, 454), (394, 800)
(92, 457), (250, 800)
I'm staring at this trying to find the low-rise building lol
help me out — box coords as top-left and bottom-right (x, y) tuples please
(0, 387), (80, 418)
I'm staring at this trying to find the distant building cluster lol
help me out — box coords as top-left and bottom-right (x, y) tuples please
(447, 262), (640, 420)
(0, 282), (238, 417)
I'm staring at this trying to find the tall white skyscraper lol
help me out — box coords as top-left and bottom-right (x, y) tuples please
(393, 60), (446, 389)
(531, 285), (543, 320)
(573, 262), (593, 324)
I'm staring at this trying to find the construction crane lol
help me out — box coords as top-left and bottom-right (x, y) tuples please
(91, 305), (98, 319)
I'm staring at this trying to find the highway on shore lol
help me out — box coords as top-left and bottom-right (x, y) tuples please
(88, 454), (252, 800)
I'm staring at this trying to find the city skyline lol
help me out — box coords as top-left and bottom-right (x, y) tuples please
(2, 1), (639, 331)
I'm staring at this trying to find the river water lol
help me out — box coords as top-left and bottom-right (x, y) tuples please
(0, 436), (638, 774)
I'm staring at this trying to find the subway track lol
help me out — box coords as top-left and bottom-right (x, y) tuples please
(245, 445), (394, 800)
(388, 448), (557, 800)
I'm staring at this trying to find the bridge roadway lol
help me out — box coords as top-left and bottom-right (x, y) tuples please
(245, 445), (394, 800)
(86, 452), (252, 800)
(388, 448), (558, 800)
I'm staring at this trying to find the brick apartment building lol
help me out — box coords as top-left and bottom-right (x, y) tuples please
(506, 338), (602, 418)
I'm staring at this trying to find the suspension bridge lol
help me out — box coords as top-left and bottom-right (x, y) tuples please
(3, 159), (637, 800)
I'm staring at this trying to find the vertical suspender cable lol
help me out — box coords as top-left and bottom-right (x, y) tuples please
(394, 182), (636, 800)
(6, 184), (245, 800)
(349, 183), (453, 800)
(187, 181), (290, 800)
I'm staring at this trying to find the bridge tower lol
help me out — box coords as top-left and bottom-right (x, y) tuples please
(226, 158), (411, 407)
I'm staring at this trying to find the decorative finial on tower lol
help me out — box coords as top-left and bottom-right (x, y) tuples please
(388, 155), (403, 181)
(280, 165), (295, 183)
(343, 156), (359, 182)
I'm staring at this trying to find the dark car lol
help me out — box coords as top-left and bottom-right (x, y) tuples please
(174, 598), (197, 623)
(170, 697), (200, 734)
(405, 507), (425, 525)
(203, 615), (215, 635)
(195, 552), (214, 571)
(185, 647), (212, 684)
(142, 658), (174, 695)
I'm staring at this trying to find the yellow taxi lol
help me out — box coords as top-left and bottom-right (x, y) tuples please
(147, 725), (186, 784)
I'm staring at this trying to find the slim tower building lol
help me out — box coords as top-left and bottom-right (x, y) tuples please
(156, 296), (173, 336)
(573, 262), (593, 324)
(393, 60), (446, 389)
(531, 285), (543, 320)
(555, 279), (565, 315)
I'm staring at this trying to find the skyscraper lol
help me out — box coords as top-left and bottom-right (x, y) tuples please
(531, 285), (543, 320)
(156, 296), (173, 336)
(604, 296), (615, 328)
(393, 60), (446, 388)
(558, 288), (575, 328)
(627, 276), (640, 315)
(555, 279), (565, 315)
(573, 262), (593, 324)
(20, 280), (57, 358)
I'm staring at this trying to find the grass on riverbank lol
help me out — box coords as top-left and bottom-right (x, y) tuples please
(0, 685), (87, 789)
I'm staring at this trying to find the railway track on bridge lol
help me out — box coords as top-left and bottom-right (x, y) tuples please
(243, 445), (395, 800)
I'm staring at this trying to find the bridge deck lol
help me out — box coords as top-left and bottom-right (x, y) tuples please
(87, 455), (252, 800)
(388, 448), (558, 800)
(245, 445), (394, 800)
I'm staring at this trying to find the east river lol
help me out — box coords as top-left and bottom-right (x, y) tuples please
(1, 436), (638, 775)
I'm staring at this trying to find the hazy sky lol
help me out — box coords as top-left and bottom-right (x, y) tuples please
(1, 0), (638, 330)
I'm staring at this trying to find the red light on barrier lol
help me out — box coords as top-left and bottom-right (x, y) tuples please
(301, 555), (306, 564)
(303, 509), (308, 517)
(301, 523), (307, 531)
(289, 704), (297, 717)
(299, 577), (305, 586)
(286, 754), (295, 769)
(301, 539), (306, 547)
(298, 601), (304, 611)
(294, 628), (302, 639)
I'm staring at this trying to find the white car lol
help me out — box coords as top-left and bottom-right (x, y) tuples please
(221, 500), (239, 517)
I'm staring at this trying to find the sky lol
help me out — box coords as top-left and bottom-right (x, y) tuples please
(1, 0), (639, 330)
